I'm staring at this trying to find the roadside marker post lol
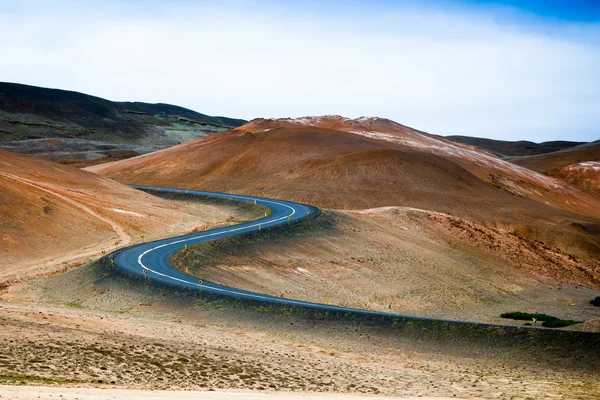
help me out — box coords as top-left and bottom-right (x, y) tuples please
(185, 267), (189, 274)
(110, 259), (114, 264)
(199, 279), (204, 285)
(533, 318), (537, 328)
(287, 215), (291, 221)
(141, 235), (145, 241)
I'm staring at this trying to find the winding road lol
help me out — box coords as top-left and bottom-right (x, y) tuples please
(114, 185), (420, 320)
(110, 186), (534, 328)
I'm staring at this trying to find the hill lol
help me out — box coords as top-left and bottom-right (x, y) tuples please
(444, 135), (583, 157)
(510, 141), (600, 193)
(0, 149), (255, 282)
(547, 162), (600, 194)
(0, 82), (245, 165)
(89, 115), (600, 264)
(511, 140), (600, 172)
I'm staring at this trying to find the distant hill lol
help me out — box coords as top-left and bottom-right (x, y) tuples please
(511, 140), (600, 173)
(88, 115), (600, 264)
(0, 82), (245, 165)
(444, 135), (584, 157)
(510, 141), (600, 194)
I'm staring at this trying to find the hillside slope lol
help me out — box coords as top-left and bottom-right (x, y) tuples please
(89, 116), (600, 263)
(511, 141), (600, 172)
(0, 149), (252, 281)
(511, 141), (600, 193)
(0, 82), (245, 165)
(445, 135), (583, 157)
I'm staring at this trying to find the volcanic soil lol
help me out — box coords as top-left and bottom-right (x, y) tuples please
(89, 116), (600, 264)
(0, 149), (264, 283)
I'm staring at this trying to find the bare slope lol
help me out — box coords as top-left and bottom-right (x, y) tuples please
(89, 116), (600, 263)
(0, 149), (254, 281)
(547, 162), (600, 194)
(445, 135), (583, 157)
(172, 208), (600, 324)
(511, 141), (600, 193)
(511, 140), (600, 173)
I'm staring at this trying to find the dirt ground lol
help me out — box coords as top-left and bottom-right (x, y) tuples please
(0, 150), (266, 283)
(0, 296), (598, 400)
(0, 385), (454, 400)
(172, 208), (600, 327)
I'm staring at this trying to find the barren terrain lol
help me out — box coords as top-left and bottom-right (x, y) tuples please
(172, 208), (600, 326)
(547, 161), (600, 194)
(0, 149), (263, 282)
(88, 116), (600, 264)
(0, 275), (597, 400)
(511, 141), (600, 173)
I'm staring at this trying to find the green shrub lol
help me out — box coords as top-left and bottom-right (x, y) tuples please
(541, 319), (582, 328)
(590, 296), (600, 307)
(500, 312), (558, 321)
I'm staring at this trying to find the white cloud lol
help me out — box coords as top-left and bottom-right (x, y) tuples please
(1, 0), (599, 142)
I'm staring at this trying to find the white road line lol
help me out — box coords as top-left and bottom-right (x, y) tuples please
(133, 192), (300, 303)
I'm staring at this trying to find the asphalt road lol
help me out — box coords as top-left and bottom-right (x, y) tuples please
(110, 186), (531, 327)
(115, 186), (413, 319)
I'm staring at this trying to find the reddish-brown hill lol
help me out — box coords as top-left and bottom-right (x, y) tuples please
(89, 116), (600, 262)
(0, 149), (245, 280)
(547, 162), (600, 194)
(511, 141), (600, 173)
(511, 141), (600, 194)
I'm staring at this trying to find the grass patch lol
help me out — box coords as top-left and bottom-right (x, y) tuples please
(500, 312), (558, 322)
(542, 319), (582, 328)
(0, 373), (80, 385)
(501, 312), (582, 329)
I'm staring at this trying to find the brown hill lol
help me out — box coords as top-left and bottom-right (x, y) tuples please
(444, 135), (583, 158)
(0, 149), (254, 281)
(511, 140), (600, 173)
(88, 116), (600, 262)
(547, 162), (600, 194)
(511, 141), (600, 194)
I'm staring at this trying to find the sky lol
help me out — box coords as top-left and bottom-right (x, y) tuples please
(1, 0), (599, 142)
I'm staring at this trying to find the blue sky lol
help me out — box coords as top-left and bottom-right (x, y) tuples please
(1, 0), (599, 142)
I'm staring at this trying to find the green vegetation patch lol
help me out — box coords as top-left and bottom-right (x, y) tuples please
(542, 319), (582, 328)
(500, 312), (558, 321)
(501, 312), (582, 329)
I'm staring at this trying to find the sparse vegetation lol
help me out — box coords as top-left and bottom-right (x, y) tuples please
(542, 319), (582, 328)
(500, 312), (558, 322)
(501, 312), (583, 329)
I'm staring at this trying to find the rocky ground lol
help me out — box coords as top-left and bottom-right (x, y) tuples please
(0, 296), (598, 399)
(172, 208), (600, 328)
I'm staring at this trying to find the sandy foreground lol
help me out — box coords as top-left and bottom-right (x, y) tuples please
(0, 385), (454, 400)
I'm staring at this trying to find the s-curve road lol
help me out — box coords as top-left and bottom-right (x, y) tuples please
(114, 185), (337, 308)
(111, 186), (498, 326)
